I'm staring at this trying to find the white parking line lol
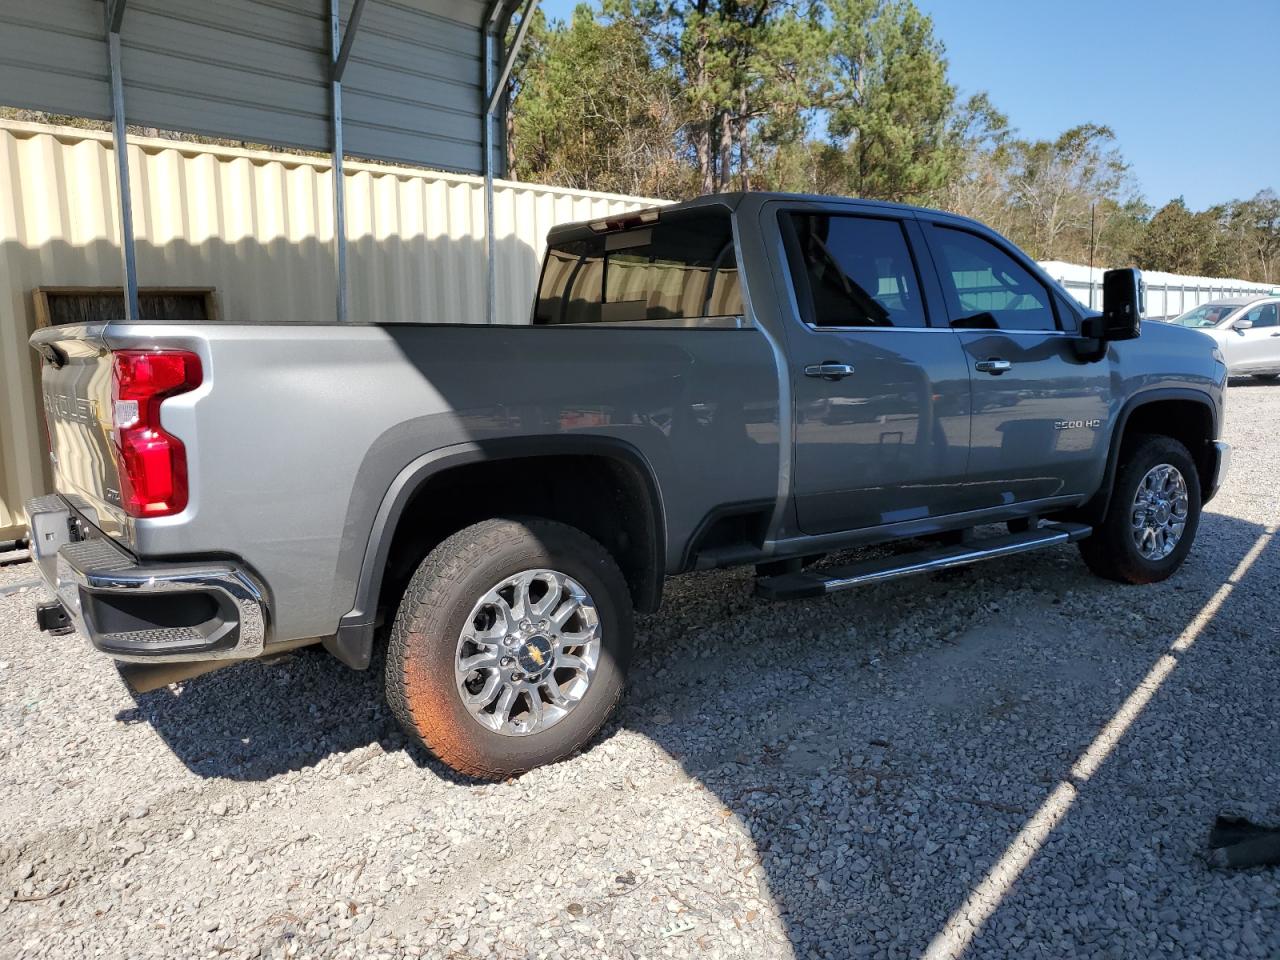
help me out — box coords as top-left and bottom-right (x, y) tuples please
(922, 526), (1277, 960)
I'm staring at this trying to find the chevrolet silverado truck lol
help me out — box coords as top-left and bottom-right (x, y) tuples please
(26, 193), (1230, 780)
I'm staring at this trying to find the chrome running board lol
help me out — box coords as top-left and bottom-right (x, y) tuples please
(754, 522), (1092, 601)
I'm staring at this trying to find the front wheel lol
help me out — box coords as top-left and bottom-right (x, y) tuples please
(385, 518), (633, 780)
(1078, 434), (1202, 584)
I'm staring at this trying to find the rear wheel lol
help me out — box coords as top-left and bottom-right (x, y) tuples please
(1078, 434), (1201, 584)
(385, 518), (633, 780)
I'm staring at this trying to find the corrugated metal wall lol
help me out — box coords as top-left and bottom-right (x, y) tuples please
(0, 119), (659, 537)
(0, 0), (515, 174)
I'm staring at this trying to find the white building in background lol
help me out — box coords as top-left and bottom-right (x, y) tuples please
(1040, 260), (1274, 319)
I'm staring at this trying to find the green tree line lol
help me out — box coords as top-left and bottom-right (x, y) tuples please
(509, 1), (1280, 283)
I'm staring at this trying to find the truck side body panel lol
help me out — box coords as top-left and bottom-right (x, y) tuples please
(29, 191), (1228, 660)
(81, 322), (780, 643)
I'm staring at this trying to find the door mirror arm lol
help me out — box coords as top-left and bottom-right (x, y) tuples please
(1071, 317), (1109, 362)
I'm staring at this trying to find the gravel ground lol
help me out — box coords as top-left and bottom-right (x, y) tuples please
(2, 384), (1279, 960)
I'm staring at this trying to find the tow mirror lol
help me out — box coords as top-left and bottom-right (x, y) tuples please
(1098, 268), (1143, 341)
(1233, 317), (1254, 331)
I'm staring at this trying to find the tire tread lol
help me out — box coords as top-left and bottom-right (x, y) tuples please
(385, 517), (629, 780)
(1078, 433), (1201, 585)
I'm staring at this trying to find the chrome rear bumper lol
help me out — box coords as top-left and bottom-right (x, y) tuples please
(24, 495), (266, 663)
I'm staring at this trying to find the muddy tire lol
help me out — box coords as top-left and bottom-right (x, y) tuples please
(385, 517), (633, 780)
(1078, 434), (1202, 584)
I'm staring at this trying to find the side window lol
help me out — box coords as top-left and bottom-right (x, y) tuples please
(533, 211), (742, 325)
(929, 225), (1059, 332)
(786, 214), (927, 328)
(1243, 302), (1280, 328)
(1054, 293), (1081, 333)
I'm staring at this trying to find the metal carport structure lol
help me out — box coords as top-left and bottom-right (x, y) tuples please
(0, 0), (538, 324)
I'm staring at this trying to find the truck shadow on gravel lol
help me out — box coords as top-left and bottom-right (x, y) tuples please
(117, 648), (457, 783)
(126, 511), (1280, 957)
(630, 511), (1280, 958)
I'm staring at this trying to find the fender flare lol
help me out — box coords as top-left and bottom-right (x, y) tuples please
(1081, 386), (1220, 523)
(326, 436), (667, 669)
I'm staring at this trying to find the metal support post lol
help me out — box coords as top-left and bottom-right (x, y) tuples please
(105, 2), (138, 322)
(483, 26), (496, 325)
(329, 0), (351, 323)
(483, 0), (538, 325)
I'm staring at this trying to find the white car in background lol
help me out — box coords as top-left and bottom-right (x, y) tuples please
(1167, 295), (1280, 381)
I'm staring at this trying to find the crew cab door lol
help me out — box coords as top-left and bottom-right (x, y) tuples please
(776, 209), (971, 534)
(1228, 301), (1280, 372)
(919, 220), (1112, 506)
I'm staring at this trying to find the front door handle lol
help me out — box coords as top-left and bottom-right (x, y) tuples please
(804, 361), (855, 381)
(975, 358), (1012, 375)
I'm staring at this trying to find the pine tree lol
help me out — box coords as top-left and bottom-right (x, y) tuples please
(504, 2), (1276, 282)
(510, 6), (687, 197)
(826, 0), (958, 203)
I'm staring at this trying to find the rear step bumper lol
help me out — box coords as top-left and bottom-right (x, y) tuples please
(756, 522), (1092, 601)
(24, 495), (267, 663)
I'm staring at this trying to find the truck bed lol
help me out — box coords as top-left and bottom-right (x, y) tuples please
(31, 320), (781, 645)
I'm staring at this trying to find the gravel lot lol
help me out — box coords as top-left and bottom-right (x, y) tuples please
(2, 384), (1279, 960)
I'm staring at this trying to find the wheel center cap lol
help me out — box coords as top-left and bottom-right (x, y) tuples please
(1153, 501), (1171, 525)
(516, 635), (554, 675)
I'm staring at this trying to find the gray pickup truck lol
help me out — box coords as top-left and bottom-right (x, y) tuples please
(26, 192), (1229, 779)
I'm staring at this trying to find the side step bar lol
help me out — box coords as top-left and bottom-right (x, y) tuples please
(755, 522), (1092, 601)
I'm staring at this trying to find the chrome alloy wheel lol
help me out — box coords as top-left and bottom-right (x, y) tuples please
(454, 569), (601, 737)
(1130, 463), (1189, 561)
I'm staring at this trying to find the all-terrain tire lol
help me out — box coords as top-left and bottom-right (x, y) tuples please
(385, 517), (633, 780)
(1078, 434), (1202, 584)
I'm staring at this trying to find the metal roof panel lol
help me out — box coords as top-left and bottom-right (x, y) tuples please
(0, 0), (524, 174)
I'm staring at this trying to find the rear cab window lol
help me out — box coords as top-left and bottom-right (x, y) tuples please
(534, 209), (743, 326)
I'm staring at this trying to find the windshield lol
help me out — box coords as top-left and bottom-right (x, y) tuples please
(1170, 303), (1238, 328)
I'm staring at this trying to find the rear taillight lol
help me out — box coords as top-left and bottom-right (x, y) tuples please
(110, 350), (203, 517)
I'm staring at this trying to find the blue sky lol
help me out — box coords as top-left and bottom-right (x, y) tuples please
(535, 0), (1278, 210)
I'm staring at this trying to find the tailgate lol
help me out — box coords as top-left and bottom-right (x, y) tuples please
(29, 324), (130, 540)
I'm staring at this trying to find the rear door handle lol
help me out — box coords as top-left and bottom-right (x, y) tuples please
(804, 362), (855, 381)
(974, 358), (1012, 375)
